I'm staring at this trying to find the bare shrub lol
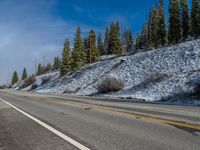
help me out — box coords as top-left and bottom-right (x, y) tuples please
(30, 84), (38, 90)
(98, 77), (124, 93)
(64, 87), (81, 94)
(186, 83), (200, 98)
(41, 76), (51, 85)
(133, 72), (168, 91)
(21, 75), (36, 88)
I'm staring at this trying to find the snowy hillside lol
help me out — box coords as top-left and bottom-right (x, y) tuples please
(18, 40), (200, 103)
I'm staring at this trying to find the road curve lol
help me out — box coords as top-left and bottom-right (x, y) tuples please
(0, 90), (200, 150)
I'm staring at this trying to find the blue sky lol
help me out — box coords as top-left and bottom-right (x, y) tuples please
(53, 0), (158, 33)
(0, 0), (192, 84)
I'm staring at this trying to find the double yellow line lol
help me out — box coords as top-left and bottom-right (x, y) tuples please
(51, 99), (200, 131)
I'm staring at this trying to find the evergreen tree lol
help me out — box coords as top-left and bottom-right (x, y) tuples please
(168, 0), (181, 44)
(22, 68), (27, 80)
(71, 27), (86, 70)
(108, 22), (122, 55)
(180, 0), (190, 41)
(135, 33), (143, 51)
(150, 7), (159, 48)
(97, 32), (104, 55)
(83, 36), (90, 63)
(147, 9), (152, 47)
(135, 34), (139, 50)
(104, 27), (110, 54)
(116, 21), (121, 38)
(124, 28), (133, 52)
(191, 0), (200, 39)
(45, 63), (52, 72)
(53, 56), (60, 70)
(60, 39), (71, 76)
(141, 24), (149, 49)
(135, 34), (140, 51)
(135, 24), (149, 51)
(158, 0), (167, 46)
(37, 63), (43, 75)
(83, 37), (88, 51)
(11, 71), (19, 85)
(87, 29), (100, 63)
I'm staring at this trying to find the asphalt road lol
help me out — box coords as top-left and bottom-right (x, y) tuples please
(0, 90), (200, 150)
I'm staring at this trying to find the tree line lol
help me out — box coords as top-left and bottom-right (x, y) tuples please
(11, 0), (200, 85)
(136, 0), (200, 50)
(11, 68), (27, 85)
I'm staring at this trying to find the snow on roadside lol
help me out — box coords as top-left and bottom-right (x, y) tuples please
(20, 71), (60, 91)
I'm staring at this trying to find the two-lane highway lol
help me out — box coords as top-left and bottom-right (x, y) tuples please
(0, 90), (200, 150)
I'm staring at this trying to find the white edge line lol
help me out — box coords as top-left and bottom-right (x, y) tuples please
(0, 97), (90, 150)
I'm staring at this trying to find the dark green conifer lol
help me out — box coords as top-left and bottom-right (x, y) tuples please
(108, 22), (122, 55)
(71, 27), (86, 70)
(87, 29), (100, 63)
(97, 32), (104, 55)
(180, 0), (190, 40)
(11, 71), (19, 85)
(53, 56), (60, 70)
(150, 7), (159, 48)
(191, 0), (200, 38)
(104, 27), (110, 54)
(158, 0), (167, 46)
(168, 0), (181, 44)
(124, 28), (133, 52)
(60, 39), (71, 76)
(37, 64), (43, 75)
(22, 68), (27, 80)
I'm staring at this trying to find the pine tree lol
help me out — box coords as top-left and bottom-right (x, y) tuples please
(60, 39), (71, 76)
(168, 0), (181, 44)
(11, 71), (19, 85)
(124, 28), (133, 52)
(45, 63), (52, 72)
(108, 22), (122, 55)
(135, 34), (139, 50)
(116, 21), (121, 39)
(158, 0), (167, 46)
(71, 27), (86, 70)
(97, 32), (104, 55)
(135, 33), (143, 51)
(83, 36), (90, 64)
(147, 9), (152, 47)
(53, 56), (60, 70)
(22, 68), (27, 80)
(135, 24), (149, 51)
(83, 37), (88, 51)
(191, 0), (200, 39)
(150, 7), (159, 48)
(104, 27), (110, 54)
(87, 29), (100, 63)
(37, 63), (43, 75)
(141, 24), (149, 49)
(180, 0), (190, 41)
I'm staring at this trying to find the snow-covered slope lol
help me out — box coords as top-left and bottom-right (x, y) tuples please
(19, 40), (200, 103)
(12, 71), (59, 91)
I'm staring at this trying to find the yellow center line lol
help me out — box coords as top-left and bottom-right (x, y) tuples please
(48, 99), (200, 131)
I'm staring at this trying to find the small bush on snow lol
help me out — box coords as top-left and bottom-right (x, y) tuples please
(41, 76), (51, 85)
(187, 83), (200, 98)
(98, 76), (124, 93)
(30, 84), (38, 90)
(21, 75), (36, 88)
